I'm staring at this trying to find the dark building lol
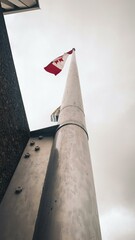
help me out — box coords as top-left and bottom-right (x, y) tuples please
(0, 0), (39, 202)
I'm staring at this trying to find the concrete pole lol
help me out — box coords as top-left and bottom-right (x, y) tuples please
(33, 51), (102, 240)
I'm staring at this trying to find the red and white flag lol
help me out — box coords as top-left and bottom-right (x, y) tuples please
(44, 48), (75, 75)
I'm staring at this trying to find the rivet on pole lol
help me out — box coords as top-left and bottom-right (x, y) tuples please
(35, 146), (40, 151)
(24, 153), (30, 158)
(30, 141), (35, 146)
(14, 186), (23, 194)
(38, 136), (43, 140)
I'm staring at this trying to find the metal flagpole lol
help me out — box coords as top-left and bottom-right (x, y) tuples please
(33, 51), (102, 240)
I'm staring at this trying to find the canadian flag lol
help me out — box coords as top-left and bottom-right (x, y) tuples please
(44, 48), (75, 75)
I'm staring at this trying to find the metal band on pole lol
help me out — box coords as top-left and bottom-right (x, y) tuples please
(56, 122), (89, 138)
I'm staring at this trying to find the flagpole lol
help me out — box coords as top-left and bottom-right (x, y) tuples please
(33, 51), (102, 240)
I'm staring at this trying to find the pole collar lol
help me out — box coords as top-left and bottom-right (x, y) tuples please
(56, 121), (89, 139)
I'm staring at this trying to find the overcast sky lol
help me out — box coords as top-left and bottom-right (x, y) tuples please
(4, 0), (135, 239)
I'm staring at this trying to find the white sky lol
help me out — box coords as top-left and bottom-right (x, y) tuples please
(5, 0), (135, 239)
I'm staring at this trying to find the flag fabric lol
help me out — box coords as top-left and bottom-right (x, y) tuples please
(44, 48), (75, 75)
(51, 106), (61, 122)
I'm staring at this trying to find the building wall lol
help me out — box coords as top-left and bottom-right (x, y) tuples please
(0, 9), (30, 202)
(0, 136), (54, 240)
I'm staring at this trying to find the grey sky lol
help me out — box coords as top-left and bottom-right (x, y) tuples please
(5, 0), (135, 239)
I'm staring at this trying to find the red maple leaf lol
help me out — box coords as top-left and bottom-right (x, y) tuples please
(59, 57), (64, 62)
(54, 57), (63, 64)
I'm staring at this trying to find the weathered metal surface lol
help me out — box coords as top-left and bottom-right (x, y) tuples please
(0, 8), (29, 203)
(0, 137), (53, 240)
(33, 52), (102, 240)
